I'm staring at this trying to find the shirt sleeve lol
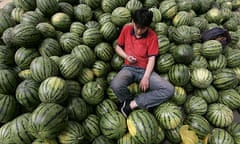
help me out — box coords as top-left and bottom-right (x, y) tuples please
(117, 25), (128, 48)
(147, 33), (159, 56)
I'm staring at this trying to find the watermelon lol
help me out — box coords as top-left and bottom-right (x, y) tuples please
(28, 103), (68, 139)
(77, 68), (95, 84)
(36, 0), (59, 16)
(201, 40), (223, 60)
(59, 54), (83, 79)
(226, 122), (240, 144)
(12, 23), (42, 48)
(193, 85), (219, 104)
(10, 113), (34, 144)
(184, 96), (208, 115)
(0, 45), (15, 66)
(100, 22), (119, 41)
(208, 54), (227, 71)
(15, 79), (40, 111)
(117, 133), (136, 144)
(38, 76), (68, 104)
(154, 102), (183, 129)
(206, 103), (233, 128)
(96, 99), (118, 117)
(159, 0), (178, 19)
(100, 111), (126, 139)
(94, 42), (114, 61)
(111, 7), (131, 26)
(218, 89), (240, 110)
(92, 135), (114, 144)
(30, 56), (59, 82)
(39, 38), (62, 57)
(51, 12), (72, 32)
(20, 11), (45, 26)
(66, 97), (88, 122)
(0, 69), (19, 94)
(170, 86), (187, 106)
(36, 22), (57, 38)
(0, 10), (15, 36)
(13, 0), (36, 11)
(83, 27), (103, 47)
(191, 68), (213, 88)
(74, 4), (92, 23)
(168, 64), (190, 86)
(164, 124), (182, 143)
(58, 2), (74, 18)
(172, 11), (192, 27)
(82, 114), (101, 141)
(58, 121), (85, 144)
(59, 32), (82, 53)
(172, 44), (193, 64)
(81, 81), (104, 105)
(65, 80), (81, 97)
(127, 109), (158, 144)
(125, 0), (143, 15)
(156, 53), (175, 73)
(184, 114), (211, 139)
(207, 128), (234, 144)
(0, 122), (12, 143)
(70, 22), (86, 36)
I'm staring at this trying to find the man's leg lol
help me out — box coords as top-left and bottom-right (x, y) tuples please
(110, 67), (134, 103)
(135, 72), (174, 109)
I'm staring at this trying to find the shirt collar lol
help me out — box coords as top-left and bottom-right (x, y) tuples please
(130, 27), (148, 39)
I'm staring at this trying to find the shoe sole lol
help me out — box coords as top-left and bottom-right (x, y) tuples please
(121, 101), (127, 118)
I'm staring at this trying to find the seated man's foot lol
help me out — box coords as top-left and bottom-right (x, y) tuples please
(121, 100), (132, 118)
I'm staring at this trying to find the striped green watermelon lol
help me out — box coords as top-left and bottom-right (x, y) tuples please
(172, 25), (193, 44)
(225, 48), (240, 68)
(12, 23), (42, 48)
(190, 17), (208, 31)
(83, 27), (103, 47)
(193, 85), (219, 104)
(226, 122), (240, 144)
(183, 114), (211, 139)
(0, 69), (19, 94)
(15, 47), (40, 70)
(74, 4), (92, 23)
(81, 81), (104, 105)
(65, 80), (81, 97)
(170, 86), (187, 106)
(127, 109), (158, 144)
(0, 45), (15, 66)
(59, 54), (83, 79)
(111, 54), (124, 71)
(100, 22), (119, 42)
(149, 7), (162, 23)
(212, 68), (238, 90)
(36, 0), (59, 16)
(207, 128), (234, 144)
(157, 35), (170, 55)
(117, 133), (136, 144)
(98, 12), (112, 26)
(13, 0), (36, 10)
(96, 99), (118, 117)
(205, 7), (223, 24)
(101, 0), (120, 13)
(154, 102), (183, 129)
(58, 121), (85, 144)
(125, 0), (143, 14)
(70, 22), (86, 36)
(168, 64), (190, 86)
(172, 11), (192, 27)
(20, 11), (45, 26)
(82, 114), (101, 141)
(172, 44), (193, 64)
(18, 69), (32, 80)
(164, 124), (182, 143)
(59, 32), (82, 53)
(94, 42), (114, 61)
(30, 56), (59, 82)
(159, 0), (178, 19)
(58, 2), (74, 18)
(201, 40), (223, 60)
(154, 22), (168, 36)
(10, 113), (34, 144)
(208, 54), (227, 71)
(206, 103), (233, 128)
(156, 53), (174, 73)
(0, 122), (12, 143)
(77, 68), (94, 84)
(218, 89), (240, 110)
(38, 76), (68, 104)
(92, 60), (111, 77)
(32, 139), (58, 144)
(66, 97), (88, 122)
(111, 7), (131, 26)
(85, 21), (101, 29)
(0, 10), (16, 36)
(16, 79), (40, 111)
(36, 22), (57, 38)
(28, 103), (68, 139)
(184, 96), (208, 115)
(0, 94), (19, 123)
(191, 68), (213, 88)
(92, 135), (114, 144)
(1, 27), (17, 48)
(71, 45), (96, 67)
(51, 12), (72, 32)
(38, 38), (62, 57)
(189, 55), (208, 71)
(143, 0), (159, 8)
(100, 111), (126, 139)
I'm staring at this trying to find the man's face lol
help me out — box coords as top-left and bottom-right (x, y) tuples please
(133, 22), (148, 37)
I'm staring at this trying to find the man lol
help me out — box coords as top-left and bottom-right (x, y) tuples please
(201, 27), (231, 47)
(110, 8), (174, 117)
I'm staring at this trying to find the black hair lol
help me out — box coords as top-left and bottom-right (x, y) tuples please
(132, 8), (153, 27)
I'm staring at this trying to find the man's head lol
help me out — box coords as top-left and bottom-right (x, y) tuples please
(132, 8), (153, 37)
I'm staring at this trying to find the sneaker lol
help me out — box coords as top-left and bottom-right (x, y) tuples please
(121, 100), (132, 118)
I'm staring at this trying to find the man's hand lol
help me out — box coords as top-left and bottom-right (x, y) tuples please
(127, 56), (137, 64)
(140, 76), (149, 92)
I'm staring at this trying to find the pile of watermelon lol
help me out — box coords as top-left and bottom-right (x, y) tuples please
(0, 0), (240, 143)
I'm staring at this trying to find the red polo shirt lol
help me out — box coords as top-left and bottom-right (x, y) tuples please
(117, 24), (159, 69)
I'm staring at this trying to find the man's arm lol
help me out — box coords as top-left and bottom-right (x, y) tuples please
(140, 56), (156, 92)
(115, 45), (137, 64)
